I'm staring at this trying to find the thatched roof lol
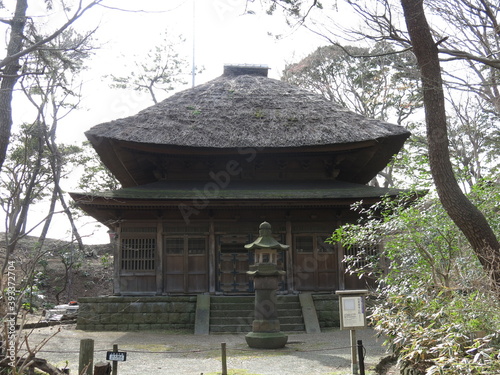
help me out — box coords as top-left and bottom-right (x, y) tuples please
(85, 65), (410, 187)
(86, 66), (409, 149)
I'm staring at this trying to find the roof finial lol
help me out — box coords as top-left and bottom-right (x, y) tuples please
(223, 64), (269, 77)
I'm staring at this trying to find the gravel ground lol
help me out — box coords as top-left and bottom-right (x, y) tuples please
(22, 324), (390, 375)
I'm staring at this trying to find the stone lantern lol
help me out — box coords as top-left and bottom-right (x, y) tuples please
(244, 222), (290, 349)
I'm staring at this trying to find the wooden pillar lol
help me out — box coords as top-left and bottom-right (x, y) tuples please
(285, 220), (293, 293)
(113, 225), (121, 295)
(209, 218), (216, 293)
(336, 218), (345, 290)
(156, 221), (163, 295)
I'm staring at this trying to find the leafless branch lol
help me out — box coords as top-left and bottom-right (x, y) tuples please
(439, 47), (500, 69)
(0, 0), (101, 69)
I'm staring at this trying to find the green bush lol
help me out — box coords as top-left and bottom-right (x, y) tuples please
(330, 180), (500, 374)
(372, 287), (500, 374)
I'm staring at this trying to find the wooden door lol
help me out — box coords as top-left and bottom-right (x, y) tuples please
(164, 236), (208, 293)
(293, 234), (338, 291)
(217, 235), (254, 293)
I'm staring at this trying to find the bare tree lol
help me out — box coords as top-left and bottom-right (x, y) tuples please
(0, 126), (52, 236)
(0, 24), (97, 320)
(262, 0), (500, 290)
(0, 0), (103, 172)
(109, 29), (192, 104)
(447, 95), (499, 190)
(282, 42), (422, 187)
(400, 0), (500, 289)
(19, 27), (96, 252)
(427, 0), (500, 114)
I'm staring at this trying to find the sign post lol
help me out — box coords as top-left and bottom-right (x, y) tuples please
(336, 290), (369, 375)
(106, 344), (127, 375)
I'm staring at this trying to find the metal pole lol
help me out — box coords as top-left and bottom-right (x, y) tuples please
(350, 330), (358, 375)
(357, 339), (365, 375)
(191, 0), (196, 88)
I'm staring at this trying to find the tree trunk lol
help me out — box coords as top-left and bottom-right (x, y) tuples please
(45, 102), (85, 251)
(0, 122), (44, 295)
(0, 0), (28, 171)
(93, 362), (111, 375)
(400, 0), (500, 290)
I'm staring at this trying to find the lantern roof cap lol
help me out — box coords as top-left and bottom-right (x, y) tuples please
(244, 222), (289, 251)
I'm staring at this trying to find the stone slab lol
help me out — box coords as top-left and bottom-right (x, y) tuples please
(299, 292), (321, 334)
(194, 294), (210, 335)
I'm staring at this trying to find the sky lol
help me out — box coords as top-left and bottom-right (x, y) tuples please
(58, 0), (333, 144)
(3, 0), (335, 244)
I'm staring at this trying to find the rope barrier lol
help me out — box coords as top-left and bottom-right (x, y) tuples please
(36, 343), (372, 355)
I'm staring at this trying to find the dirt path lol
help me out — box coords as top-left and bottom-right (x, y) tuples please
(20, 325), (390, 375)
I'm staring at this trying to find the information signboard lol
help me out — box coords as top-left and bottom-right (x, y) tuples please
(336, 290), (368, 330)
(339, 295), (366, 329)
(106, 351), (127, 362)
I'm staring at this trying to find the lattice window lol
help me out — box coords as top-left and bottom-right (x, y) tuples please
(164, 236), (207, 255)
(163, 223), (208, 234)
(121, 226), (157, 233)
(295, 236), (314, 253)
(165, 238), (184, 254)
(188, 238), (206, 254)
(344, 243), (380, 269)
(121, 238), (156, 271)
(317, 236), (335, 253)
(295, 235), (335, 253)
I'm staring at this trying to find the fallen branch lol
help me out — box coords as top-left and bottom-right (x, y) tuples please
(0, 355), (67, 375)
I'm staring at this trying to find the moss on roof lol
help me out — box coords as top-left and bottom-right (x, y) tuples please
(86, 73), (410, 149)
(73, 180), (406, 201)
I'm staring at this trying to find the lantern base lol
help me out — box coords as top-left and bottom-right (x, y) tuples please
(245, 331), (288, 349)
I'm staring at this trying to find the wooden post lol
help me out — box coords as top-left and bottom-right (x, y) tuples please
(79, 339), (94, 375)
(94, 362), (111, 375)
(209, 218), (216, 293)
(221, 342), (227, 375)
(350, 330), (358, 375)
(112, 344), (118, 375)
(285, 220), (293, 293)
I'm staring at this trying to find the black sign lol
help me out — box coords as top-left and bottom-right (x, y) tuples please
(106, 351), (127, 361)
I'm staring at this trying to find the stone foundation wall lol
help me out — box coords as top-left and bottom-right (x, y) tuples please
(77, 296), (197, 331)
(77, 294), (340, 331)
(312, 294), (340, 328)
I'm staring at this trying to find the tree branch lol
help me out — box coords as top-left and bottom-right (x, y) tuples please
(0, 0), (101, 69)
(439, 47), (500, 69)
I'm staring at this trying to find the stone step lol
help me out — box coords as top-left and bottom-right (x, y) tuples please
(211, 296), (254, 303)
(211, 302), (301, 311)
(211, 295), (300, 303)
(209, 309), (253, 318)
(211, 302), (254, 311)
(210, 315), (303, 325)
(277, 308), (302, 317)
(210, 308), (302, 318)
(208, 295), (306, 333)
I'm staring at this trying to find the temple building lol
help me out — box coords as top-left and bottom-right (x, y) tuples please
(71, 64), (410, 297)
